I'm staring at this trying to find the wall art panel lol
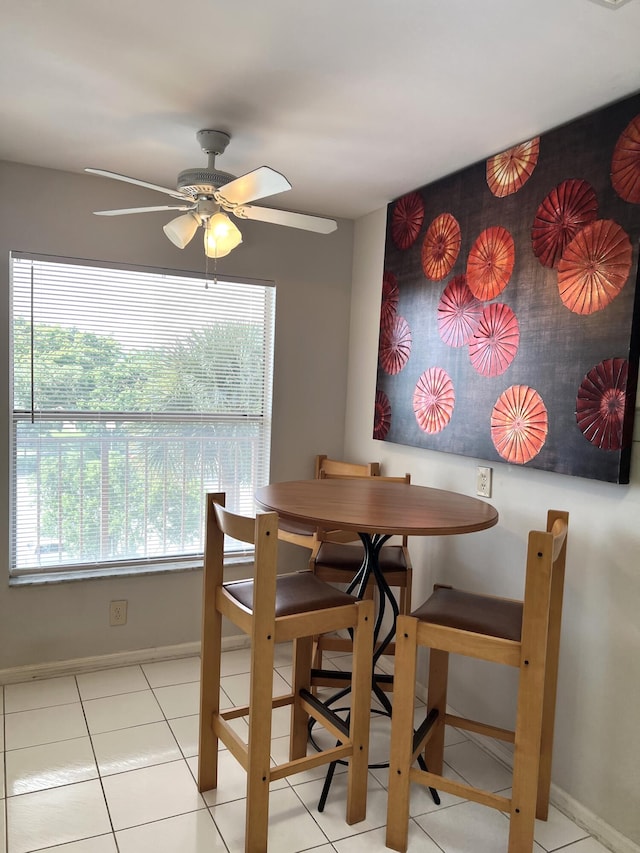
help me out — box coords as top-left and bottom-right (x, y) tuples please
(374, 92), (640, 483)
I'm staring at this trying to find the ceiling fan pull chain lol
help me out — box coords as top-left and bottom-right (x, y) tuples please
(204, 254), (218, 289)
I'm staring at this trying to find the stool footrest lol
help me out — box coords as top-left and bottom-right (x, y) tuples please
(412, 707), (438, 758)
(300, 688), (350, 738)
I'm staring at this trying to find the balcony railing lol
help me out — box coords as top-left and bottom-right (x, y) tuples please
(12, 415), (268, 574)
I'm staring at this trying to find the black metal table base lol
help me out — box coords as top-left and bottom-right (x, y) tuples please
(309, 532), (439, 811)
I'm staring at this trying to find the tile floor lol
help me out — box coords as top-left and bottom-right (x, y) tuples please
(0, 644), (614, 853)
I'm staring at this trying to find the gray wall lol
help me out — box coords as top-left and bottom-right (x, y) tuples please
(345, 209), (640, 848)
(0, 160), (353, 669)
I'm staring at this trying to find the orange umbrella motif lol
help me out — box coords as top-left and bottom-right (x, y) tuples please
(437, 275), (483, 347)
(466, 225), (515, 300)
(381, 270), (399, 328)
(379, 314), (412, 375)
(491, 385), (548, 464)
(391, 191), (425, 249)
(413, 367), (455, 434)
(531, 179), (598, 268)
(421, 213), (461, 281)
(576, 358), (629, 451)
(486, 137), (540, 198)
(373, 389), (392, 441)
(557, 219), (632, 314)
(469, 303), (520, 377)
(611, 114), (640, 204)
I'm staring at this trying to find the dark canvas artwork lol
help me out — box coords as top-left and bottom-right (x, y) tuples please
(374, 92), (640, 483)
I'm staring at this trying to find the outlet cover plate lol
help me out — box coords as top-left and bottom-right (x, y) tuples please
(476, 466), (492, 498)
(110, 599), (128, 626)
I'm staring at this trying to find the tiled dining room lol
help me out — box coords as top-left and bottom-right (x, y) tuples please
(2, 1), (640, 853)
(0, 644), (613, 853)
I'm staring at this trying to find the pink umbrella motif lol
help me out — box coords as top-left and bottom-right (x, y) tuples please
(437, 275), (483, 348)
(611, 113), (640, 204)
(486, 137), (540, 198)
(413, 367), (455, 434)
(421, 213), (461, 281)
(391, 191), (425, 249)
(491, 385), (548, 464)
(381, 270), (399, 328)
(466, 226), (515, 300)
(469, 303), (520, 377)
(531, 179), (598, 269)
(379, 314), (412, 375)
(557, 219), (632, 314)
(576, 358), (629, 451)
(373, 389), (392, 441)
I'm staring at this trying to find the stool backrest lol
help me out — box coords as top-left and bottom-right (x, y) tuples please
(315, 454), (381, 479)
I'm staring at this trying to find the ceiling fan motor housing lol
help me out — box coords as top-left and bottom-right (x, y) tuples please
(177, 168), (236, 198)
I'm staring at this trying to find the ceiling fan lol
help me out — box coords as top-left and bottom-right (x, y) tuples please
(86, 129), (337, 259)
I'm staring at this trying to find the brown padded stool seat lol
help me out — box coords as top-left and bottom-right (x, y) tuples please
(414, 585), (523, 642)
(314, 542), (408, 573)
(225, 570), (359, 617)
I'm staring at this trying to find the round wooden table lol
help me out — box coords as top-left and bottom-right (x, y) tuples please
(255, 477), (498, 538)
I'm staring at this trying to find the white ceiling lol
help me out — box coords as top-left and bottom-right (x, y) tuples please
(2, 0), (640, 221)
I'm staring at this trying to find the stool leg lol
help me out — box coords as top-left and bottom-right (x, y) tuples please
(291, 636), (313, 760)
(386, 615), (418, 852)
(245, 637), (275, 853)
(345, 599), (374, 825)
(424, 649), (449, 776)
(198, 597), (222, 792)
(508, 656), (546, 852)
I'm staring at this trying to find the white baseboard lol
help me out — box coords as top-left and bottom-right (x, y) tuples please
(0, 635), (251, 685)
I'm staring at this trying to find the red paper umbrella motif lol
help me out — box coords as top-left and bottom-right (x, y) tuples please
(469, 303), (520, 377)
(391, 191), (425, 249)
(379, 314), (412, 375)
(437, 275), (483, 347)
(466, 226), (515, 300)
(557, 219), (632, 314)
(486, 137), (540, 198)
(491, 385), (548, 464)
(381, 270), (399, 328)
(413, 367), (455, 434)
(373, 389), (392, 441)
(611, 114), (640, 204)
(531, 179), (598, 268)
(576, 358), (629, 451)
(421, 213), (461, 281)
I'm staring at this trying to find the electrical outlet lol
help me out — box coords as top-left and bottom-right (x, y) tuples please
(109, 599), (128, 626)
(476, 466), (492, 498)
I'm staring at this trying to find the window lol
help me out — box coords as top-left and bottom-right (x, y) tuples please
(10, 252), (275, 579)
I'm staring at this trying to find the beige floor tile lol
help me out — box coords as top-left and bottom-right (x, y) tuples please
(5, 736), (97, 796)
(5, 703), (87, 750)
(6, 779), (111, 853)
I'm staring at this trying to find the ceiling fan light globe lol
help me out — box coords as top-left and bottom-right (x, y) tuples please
(163, 212), (199, 249)
(204, 212), (243, 258)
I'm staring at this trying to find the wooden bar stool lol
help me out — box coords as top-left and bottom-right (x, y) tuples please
(198, 492), (374, 853)
(386, 510), (569, 853)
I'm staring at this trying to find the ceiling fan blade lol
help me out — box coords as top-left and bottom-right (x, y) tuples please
(216, 167), (292, 206)
(235, 205), (337, 234)
(85, 168), (189, 201)
(93, 205), (195, 216)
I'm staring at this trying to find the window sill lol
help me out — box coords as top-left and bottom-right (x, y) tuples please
(9, 554), (254, 587)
